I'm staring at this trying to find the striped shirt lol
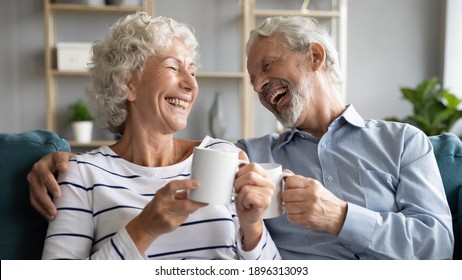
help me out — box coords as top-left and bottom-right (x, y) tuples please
(42, 136), (280, 260)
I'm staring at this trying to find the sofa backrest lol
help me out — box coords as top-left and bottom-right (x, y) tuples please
(0, 130), (70, 260)
(429, 133), (462, 260)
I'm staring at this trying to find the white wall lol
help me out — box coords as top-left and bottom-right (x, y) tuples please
(443, 0), (462, 136)
(347, 0), (444, 121)
(443, 0), (462, 95)
(0, 0), (46, 132)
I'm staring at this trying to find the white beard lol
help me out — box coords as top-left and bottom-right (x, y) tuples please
(277, 72), (312, 128)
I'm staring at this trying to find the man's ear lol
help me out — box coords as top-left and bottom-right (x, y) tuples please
(309, 42), (325, 71)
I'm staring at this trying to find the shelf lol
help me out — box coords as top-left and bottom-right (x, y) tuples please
(50, 4), (147, 13)
(254, 9), (341, 18)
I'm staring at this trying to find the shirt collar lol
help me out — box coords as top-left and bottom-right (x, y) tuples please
(274, 104), (365, 150)
(339, 104), (365, 129)
(275, 128), (307, 149)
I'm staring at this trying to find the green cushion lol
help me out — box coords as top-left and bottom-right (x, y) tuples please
(0, 130), (70, 260)
(429, 133), (462, 260)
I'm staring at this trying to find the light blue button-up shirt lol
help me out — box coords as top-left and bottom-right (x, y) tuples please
(236, 105), (454, 259)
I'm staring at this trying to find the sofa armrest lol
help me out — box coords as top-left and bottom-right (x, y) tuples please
(0, 130), (70, 260)
(429, 133), (462, 259)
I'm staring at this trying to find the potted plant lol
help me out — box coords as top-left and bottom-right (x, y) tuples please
(69, 99), (93, 143)
(386, 77), (462, 137)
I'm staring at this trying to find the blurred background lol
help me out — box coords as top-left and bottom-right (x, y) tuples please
(1, 0), (460, 151)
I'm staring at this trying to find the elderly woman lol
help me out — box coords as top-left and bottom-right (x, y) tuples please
(41, 12), (279, 260)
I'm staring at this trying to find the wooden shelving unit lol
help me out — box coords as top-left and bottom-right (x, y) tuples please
(43, 0), (153, 148)
(43, 0), (347, 148)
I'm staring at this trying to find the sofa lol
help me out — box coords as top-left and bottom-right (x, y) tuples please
(0, 130), (460, 259)
(429, 133), (462, 259)
(0, 130), (70, 260)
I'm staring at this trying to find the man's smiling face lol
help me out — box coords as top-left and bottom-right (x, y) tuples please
(247, 35), (313, 128)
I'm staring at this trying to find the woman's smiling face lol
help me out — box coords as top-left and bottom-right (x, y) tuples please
(127, 38), (198, 134)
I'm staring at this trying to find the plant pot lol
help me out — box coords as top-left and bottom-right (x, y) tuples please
(72, 121), (93, 143)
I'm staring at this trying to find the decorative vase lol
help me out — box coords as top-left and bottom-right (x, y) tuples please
(209, 92), (226, 139)
(72, 121), (93, 143)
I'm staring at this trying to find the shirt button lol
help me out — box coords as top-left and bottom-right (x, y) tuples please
(321, 143), (327, 148)
(387, 178), (392, 184)
(327, 176), (333, 181)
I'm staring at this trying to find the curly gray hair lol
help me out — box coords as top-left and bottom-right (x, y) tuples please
(246, 16), (343, 92)
(86, 12), (198, 136)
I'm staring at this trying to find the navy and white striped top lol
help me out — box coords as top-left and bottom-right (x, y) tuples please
(42, 136), (280, 260)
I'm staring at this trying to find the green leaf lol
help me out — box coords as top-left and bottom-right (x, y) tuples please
(417, 76), (439, 100)
(69, 99), (93, 122)
(400, 87), (419, 104)
(391, 77), (462, 136)
(443, 92), (461, 109)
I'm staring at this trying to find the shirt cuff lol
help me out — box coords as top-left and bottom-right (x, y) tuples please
(338, 202), (379, 252)
(113, 227), (148, 260)
(236, 226), (268, 260)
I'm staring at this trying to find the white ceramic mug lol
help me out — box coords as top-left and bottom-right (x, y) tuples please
(260, 163), (292, 219)
(189, 147), (247, 204)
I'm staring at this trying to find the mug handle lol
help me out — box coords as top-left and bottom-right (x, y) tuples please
(280, 172), (292, 181)
(278, 172), (292, 214)
(232, 159), (250, 199)
(237, 159), (249, 166)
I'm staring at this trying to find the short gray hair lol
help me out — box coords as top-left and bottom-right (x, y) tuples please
(86, 12), (198, 136)
(246, 16), (342, 91)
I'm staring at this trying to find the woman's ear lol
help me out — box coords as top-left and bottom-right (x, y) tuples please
(309, 42), (326, 71)
(126, 75), (137, 101)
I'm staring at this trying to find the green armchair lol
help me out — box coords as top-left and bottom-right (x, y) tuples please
(0, 130), (70, 260)
(429, 133), (462, 260)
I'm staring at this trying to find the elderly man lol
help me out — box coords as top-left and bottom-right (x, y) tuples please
(234, 16), (453, 259)
(29, 16), (453, 259)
